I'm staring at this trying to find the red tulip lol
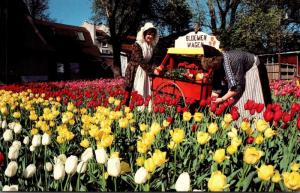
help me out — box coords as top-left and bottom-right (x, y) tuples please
(0, 151), (4, 163)
(192, 124), (198, 132)
(167, 116), (174, 124)
(159, 106), (165, 113)
(246, 136), (254, 144)
(273, 110), (283, 122)
(297, 116), (300, 130)
(263, 110), (274, 122)
(282, 112), (292, 124)
(255, 103), (265, 113)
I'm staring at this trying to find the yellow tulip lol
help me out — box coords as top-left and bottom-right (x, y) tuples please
(241, 121), (251, 131)
(136, 157), (145, 167)
(152, 149), (167, 167)
(196, 131), (211, 145)
(208, 171), (228, 191)
(80, 139), (90, 148)
(108, 97), (115, 104)
(223, 114), (233, 124)
(213, 149), (226, 164)
(256, 119), (269, 132)
(271, 171), (281, 183)
(282, 171), (300, 190)
(291, 162), (300, 172)
(264, 128), (276, 138)
(208, 122), (218, 134)
(139, 123), (148, 132)
(137, 141), (149, 154)
(193, 112), (204, 122)
(243, 147), (264, 165)
(170, 128), (185, 144)
(255, 135), (264, 144)
(144, 158), (156, 173)
(257, 164), (274, 181)
(226, 144), (238, 155)
(183, 112), (192, 121)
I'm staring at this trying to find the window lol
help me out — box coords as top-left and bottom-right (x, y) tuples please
(77, 32), (85, 41)
(102, 42), (108, 48)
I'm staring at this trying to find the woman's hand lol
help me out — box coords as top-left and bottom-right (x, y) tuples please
(215, 97), (224, 104)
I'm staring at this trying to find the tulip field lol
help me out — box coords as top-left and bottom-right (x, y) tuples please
(0, 78), (300, 191)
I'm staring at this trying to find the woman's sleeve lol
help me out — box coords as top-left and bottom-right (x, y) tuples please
(130, 44), (153, 73)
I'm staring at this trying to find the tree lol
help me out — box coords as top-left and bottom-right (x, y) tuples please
(23, 0), (51, 20)
(92, 0), (192, 77)
(92, 0), (152, 77)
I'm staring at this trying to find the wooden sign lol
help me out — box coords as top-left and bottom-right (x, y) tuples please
(174, 31), (220, 49)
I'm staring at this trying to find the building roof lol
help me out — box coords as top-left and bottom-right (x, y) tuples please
(34, 19), (102, 61)
(258, 51), (300, 56)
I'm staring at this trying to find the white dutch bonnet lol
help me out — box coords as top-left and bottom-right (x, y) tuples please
(136, 22), (159, 47)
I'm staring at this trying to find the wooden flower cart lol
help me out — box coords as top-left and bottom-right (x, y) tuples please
(151, 47), (213, 107)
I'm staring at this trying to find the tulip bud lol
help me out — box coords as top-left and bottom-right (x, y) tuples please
(5, 161), (18, 177)
(32, 134), (41, 147)
(23, 136), (29, 145)
(134, 167), (148, 184)
(77, 161), (87, 174)
(3, 129), (13, 142)
(1, 120), (7, 129)
(12, 140), (21, 150)
(44, 162), (53, 172)
(107, 157), (121, 177)
(8, 146), (20, 160)
(29, 145), (35, 152)
(54, 154), (67, 165)
(8, 122), (15, 130)
(2, 185), (18, 191)
(95, 148), (108, 164)
(53, 162), (65, 180)
(13, 123), (22, 134)
(23, 164), (36, 178)
(42, 133), (51, 146)
(81, 147), (93, 162)
(65, 155), (78, 175)
(175, 172), (191, 191)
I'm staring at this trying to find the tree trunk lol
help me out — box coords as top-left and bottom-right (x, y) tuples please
(111, 39), (121, 78)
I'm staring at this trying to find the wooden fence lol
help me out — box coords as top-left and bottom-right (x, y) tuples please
(265, 63), (296, 80)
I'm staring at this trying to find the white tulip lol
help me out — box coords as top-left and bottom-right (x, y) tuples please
(77, 161), (87, 174)
(13, 123), (22, 134)
(23, 136), (29, 145)
(31, 134), (41, 147)
(5, 161), (18, 177)
(95, 148), (108, 164)
(175, 172), (191, 192)
(8, 122), (15, 130)
(29, 145), (35, 152)
(53, 162), (65, 180)
(8, 146), (20, 160)
(54, 154), (67, 165)
(65, 155), (78, 175)
(12, 140), (21, 150)
(81, 147), (94, 162)
(193, 189), (203, 192)
(23, 164), (36, 178)
(44, 162), (53, 172)
(134, 167), (148, 184)
(42, 133), (51, 146)
(3, 129), (13, 142)
(2, 185), (18, 191)
(1, 120), (7, 129)
(107, 157), (121, 177)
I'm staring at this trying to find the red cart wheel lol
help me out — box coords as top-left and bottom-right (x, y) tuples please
(154, 80), (186, 107)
